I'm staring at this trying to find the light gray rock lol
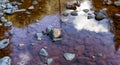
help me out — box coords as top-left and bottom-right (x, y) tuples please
(6, 3), (13, 9)
(32, 0), (38, 5)
(26, 11), (31, 15)
(114, 0), (120, 6)
(46, 58), (53, 65)
(0, 56), (11, 65)
(64, 53), (75, 61)
(4, 9), (13, 14)
(4, 21), (12, 27)
(28, 6), (34, 10)
(0, 39), (10, 49)
(0, 17), (7, 22)
(35, 33), (43, 40)
(39, 48), (48, 56)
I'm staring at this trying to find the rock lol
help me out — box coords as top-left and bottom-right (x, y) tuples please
(46, 25), (53, 33)
(46, 58), (53, 65)
(60, 16), (69, 22)
(32, 0), (38, 5)
(95, 8), (107, 20)
(62, 11), (69, 16)
(87, 13), (94, 19)
(95, 53), (103, 57)
(11, 1), (21, 6)
(15, 9), (26, 12)
(0, 17), (7, 22)
(0, 56), (11, 65)
(26, 11), (31, 15)
(74, 0), (80, 7)
(28, 6), (34, 10)
(4, 9), (13, 14)
(4, 21), (12, 27)
(0, 12), (4, 16)
(35, 33), (43, 40)
(6, 3), (13, 9)
(53, 28), (61, 38)
(71, 11), (78, 16)
(106, 0), (113, 5)
(39, 48), (48, 56)
(64, 53), (75, 61)
(115, 13), (120, 17)
(114, 0), (120, 6)
(83, 9), (89, 13)
(65, 2), (76, 10)
(0, 39), (10, 49)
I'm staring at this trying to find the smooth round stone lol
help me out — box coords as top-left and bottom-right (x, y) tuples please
(62, 12), (69, 16)
(71, 11), (78, 16)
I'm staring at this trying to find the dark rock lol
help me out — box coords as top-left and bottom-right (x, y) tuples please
(71, 11), (78, 16)
(83, 9), (89, 13)
(4, 21), (12, 27)
(11, 1), (21, 6)
(0, 39), (10, 49)
(32, 0), (38, 5)
(65, 2), (76, 10)
(74, 0), (80, 7)
(0, 56), (11, 65)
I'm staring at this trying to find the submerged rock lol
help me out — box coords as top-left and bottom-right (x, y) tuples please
(0, 39), (10, 49)
(35, 33), (43, 40)
(0, 56), (11, 65)
(46, 58), (53, 65)
(64, 53), (75, 61)
(39, 48), (48, 57)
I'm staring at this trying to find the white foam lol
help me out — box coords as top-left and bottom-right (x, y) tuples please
(73, 0), (109, 33)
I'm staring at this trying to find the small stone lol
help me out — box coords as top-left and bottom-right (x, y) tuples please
(83, 9), (89, 13)
(46, 25), (53, 33)
(4, 21), (12, 27)
(95, 53), (103, 57)
(35, 33), (43, 40)
(0, 56), (11, 65)
(26, 11), (31, 15)
(53, 28), (61, 38)
(62, 11), (69, 16)
(71, 11), (78, 16)
(0, 39), (10, 49)
(28, 6), (34, 10)
(46, 58), (53, 65)
(64, 53), (75, 61)
(32, 0), (38, 5)
(39, 48), (48, 56)
(0, 17), (7, 22)
(18, 43), (25, 47)
(115, 13), (120, 17)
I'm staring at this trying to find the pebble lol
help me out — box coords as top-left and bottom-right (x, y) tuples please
(4, 21), (12, 27)
(39, 48), (48, 57)
(71, 11), (78, 16)
(64, 53), (75, 61)
(0, 17), (7, 22)
(114, 0), (120, 6)
(26, 11), (31, 15)
(46, 58), (53, 65)
(0, 39), (10, 49)
(28, 6), (34, 10)
(35, 33), (43, 40)
(62, 11), (69, 16)
(83, 9), (89, 13)
(0, 56), (11, 65)
(32, 0), (38, 5)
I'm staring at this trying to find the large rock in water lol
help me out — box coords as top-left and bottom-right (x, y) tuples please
(64, 53), (75, 61)
(0, 56), (11, 65)
(0, 39), (10, 49)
